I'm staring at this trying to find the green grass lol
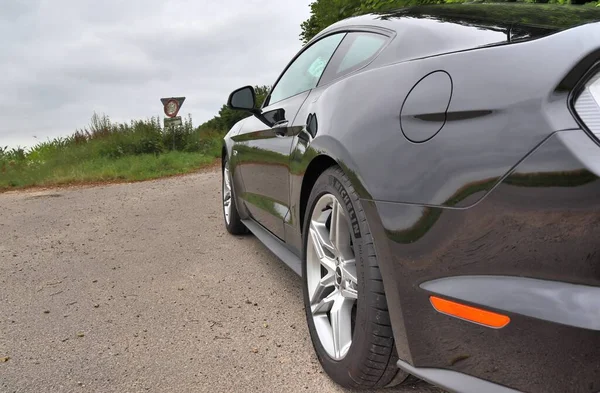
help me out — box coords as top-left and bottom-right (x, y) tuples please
(233, 144), (289, 167)
(0, 152), (216, 190)
(0, 113), (224, 191)
(241, 191), (287, 219)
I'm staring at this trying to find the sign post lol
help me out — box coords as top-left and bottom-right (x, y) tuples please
(160, 97), (186, 150)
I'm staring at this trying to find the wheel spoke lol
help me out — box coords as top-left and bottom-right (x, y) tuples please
(311, 288), (338, 315)
(224, 166), (231, 188)
(310, 272), (335, 305)
(341, 287), (358, 300)
(223, 162), (232, 223)
(312, 314), (334, 355)
(330, 199), (353, 261)
(322, 257), (336, 274)
(330, 295), (354, 358)
(339, 260), (357, 299)
(309, 226), (336, 276)
(330, 199), (342, 252)
(310, 221), (337, 259)
(340, 259), (357, 284)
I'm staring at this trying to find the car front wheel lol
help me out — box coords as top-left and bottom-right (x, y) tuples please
(302, 166), (407, 389)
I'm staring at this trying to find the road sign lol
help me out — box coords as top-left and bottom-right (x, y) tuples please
(164, 116), (182, 127)
(160, 97), (185, 118)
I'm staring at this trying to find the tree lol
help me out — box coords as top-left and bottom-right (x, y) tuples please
(299, 0), (600, 43)
(197, 85), (272, 133)
(300, 0), (362, 43)
(254, 85), (270, 107)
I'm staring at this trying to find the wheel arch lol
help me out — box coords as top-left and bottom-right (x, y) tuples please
(297, 135), (375, 233)
(221, 137), (250, 220)
(299, 160), (409, 387)
(295, 138), (411, 366)
(222, 136), (234, 166)
(299, 155), (338, 233)
(221, 145), (227, 167)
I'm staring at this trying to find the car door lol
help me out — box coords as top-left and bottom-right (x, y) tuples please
(233, 32), (346, 240)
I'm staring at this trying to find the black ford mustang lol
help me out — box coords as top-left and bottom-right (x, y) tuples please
(221, 4), (600, 393)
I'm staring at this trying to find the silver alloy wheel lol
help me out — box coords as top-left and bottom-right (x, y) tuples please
(223, 160), (232, 225)
(307, 193), (358, 360)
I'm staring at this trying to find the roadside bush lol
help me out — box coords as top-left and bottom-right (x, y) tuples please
(0, 112), (224, 190)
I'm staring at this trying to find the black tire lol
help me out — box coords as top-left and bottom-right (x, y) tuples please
(222, 155), (247, 235)
(302, 166), (407, 389)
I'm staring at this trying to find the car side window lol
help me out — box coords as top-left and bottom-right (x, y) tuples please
(319, 32), (387, 86)
(267, 33), (345, 105)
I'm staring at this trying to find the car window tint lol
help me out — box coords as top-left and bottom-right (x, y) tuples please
(337, 34), (386, 73)
(268, 33), (345, 105)
(319, 32), (387, 86)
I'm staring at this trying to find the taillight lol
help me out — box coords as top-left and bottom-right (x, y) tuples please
(574, 71), (600, 136)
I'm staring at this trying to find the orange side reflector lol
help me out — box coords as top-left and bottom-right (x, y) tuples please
(430, 296), (510, 329)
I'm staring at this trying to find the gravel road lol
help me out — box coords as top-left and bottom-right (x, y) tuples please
(0, 169), (442, 393)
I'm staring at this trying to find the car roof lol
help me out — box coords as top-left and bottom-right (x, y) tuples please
(314, 3), (600, 64)
(324, 3), (600, 35)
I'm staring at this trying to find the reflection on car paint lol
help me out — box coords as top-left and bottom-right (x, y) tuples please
(366, 129), (600, 392)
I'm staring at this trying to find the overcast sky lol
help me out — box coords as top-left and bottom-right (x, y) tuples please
(1, 0), (311, 149)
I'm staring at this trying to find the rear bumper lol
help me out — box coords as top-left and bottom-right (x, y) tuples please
(364, 129), (600, 393)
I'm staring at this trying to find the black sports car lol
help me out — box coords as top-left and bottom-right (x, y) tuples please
(221, 4), (600, 393)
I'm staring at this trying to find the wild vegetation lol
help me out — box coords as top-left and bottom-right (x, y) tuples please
(0, 86), (269, 191)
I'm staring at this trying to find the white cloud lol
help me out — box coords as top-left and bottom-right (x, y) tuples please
(1, 0), (311, 148)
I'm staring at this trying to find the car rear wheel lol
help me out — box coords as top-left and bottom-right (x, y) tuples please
(222, 155), (247, 235)
(302, 166), (407, 389)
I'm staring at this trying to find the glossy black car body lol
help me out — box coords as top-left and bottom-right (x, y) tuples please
(222, 4), (600, 393)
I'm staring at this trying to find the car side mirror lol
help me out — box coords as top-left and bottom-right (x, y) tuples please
(227, 85), (278, 128)
(227, 86), (256, 112)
